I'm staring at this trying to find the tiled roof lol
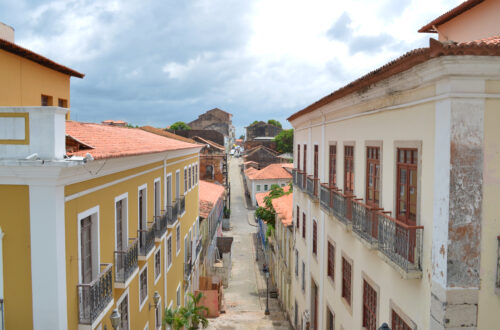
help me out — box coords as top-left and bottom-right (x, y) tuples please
(66, 121), (200, 159)
(419, 0), (483, 33)
(193, 136), (225, 150)
(245, 145), (279, 156)
(141, 126), (198, 144)
(288, 37), (500, 122)
(0, 38), (84, 78)
(256, 185), (291, 208)
(199, 180), (225, 218)
(246, 163), (293, 180)
(272, 193), (293, 226)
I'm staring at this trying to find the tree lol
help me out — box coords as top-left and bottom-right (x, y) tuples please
(267, 119), (282, 128)
(274, 129), (293, 153)
(163, 292), (209, 329)
(255, 184), (291, 236)
(169, 121), (191, 131)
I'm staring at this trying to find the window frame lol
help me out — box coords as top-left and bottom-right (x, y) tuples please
(327, 240), (335, 283)
(184, 167), (188, 194)
(329, 144), (337, 187)
(341, 256), (352, 307)
(139, 264), (148, 311)
(176, 283), (181, 307)
(296, 206), (300, 230)
(176, 224), (181, 255)
(312, 219), (317, 256)
(396, 148), (418, 226)
(344, 145), (354, 194)
(167, 234), (173, 271)
(362, 279), (378, 330)
(314, 144), (319, 178)
(154, 246), (161, 284)
(366, 146), (381, 207)
(297, 144), (301, 170)
(302, 212), (306, 240)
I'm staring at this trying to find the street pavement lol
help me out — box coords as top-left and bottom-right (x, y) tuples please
(206, 157), (291, 330)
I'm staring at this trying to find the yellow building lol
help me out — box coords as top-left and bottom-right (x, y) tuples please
(288, 3), (500, 330)
(0, 27), (202, 330)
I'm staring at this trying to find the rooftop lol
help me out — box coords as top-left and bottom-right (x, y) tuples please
(141, 125), (198, 144)
(246, 163), (293, 180)
(256, 185), (291, 208)
(199, 180), (225, 218)
(419, 0), (483, 33)
(66, 121), (200, 160)
(272, 193), (294, 226)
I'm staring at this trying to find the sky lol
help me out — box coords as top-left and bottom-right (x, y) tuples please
(1, 0), (461, 137)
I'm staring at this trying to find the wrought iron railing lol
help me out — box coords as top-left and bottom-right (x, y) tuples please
(320, 184), (331, 212)
(352, 200), (381, 245)
(154, 209), (168, 238)
(77, 264), (113, 325)
(377, 213), (423, 272)
(306, 176), (319, 199)
(138, 221), (155, 256)
(196, 238), (202, 259)
(292, 168), (298, 186)
(331, 190), (353, 224)
(296, 171), (305, 191)
(114, 238), (138, 283)
(184, 256), (192, 280)
(172, 200), (179, 221)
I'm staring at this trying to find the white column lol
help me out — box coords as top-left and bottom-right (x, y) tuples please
(29, 184), (67, 330)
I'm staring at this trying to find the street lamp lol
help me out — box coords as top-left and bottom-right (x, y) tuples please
(150, 291), (161, 311)
(110, 308), (120, 330)
(378, 323), (390, 330)
(264, 270), (270, 315)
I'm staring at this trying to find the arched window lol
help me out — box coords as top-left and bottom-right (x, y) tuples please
(206, 165), (214, 179)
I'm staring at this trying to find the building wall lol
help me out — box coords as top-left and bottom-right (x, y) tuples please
(0, 185), (33, 330)
(250, 179), (291, 206)
(0, 49), (71, 117)
(437, 0), (500, 42)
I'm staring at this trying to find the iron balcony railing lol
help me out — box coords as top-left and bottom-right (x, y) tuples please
(172, 200), (179, 221)
(292, 168), (297, 186)
(154, 209), (168, 238)
(138, 221), (155, 256)
(184, 256), (192, 280)
(296, 171), (305, 191)
(77, 263), (113, 325)
(319, 184), (331, 212)
(331, 189), (353, 225)
(306, 176), (319, 199)
(114, 238), (139, 283)
(196, 238), (202, 259)
(377, 213), (423, 273)
(352, 200), (383, 245)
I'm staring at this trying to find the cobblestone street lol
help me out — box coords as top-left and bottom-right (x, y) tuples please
(206, 157), (291, 330)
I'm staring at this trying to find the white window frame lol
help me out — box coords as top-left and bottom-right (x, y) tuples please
(167, 233), (173, 272)
(116, 288), (130, 330)
(256, 184), (261, 192)
(176, 283), (181, 307)
(154, 177), (161, 219)
(175, 170), (180, 200)
(139, 264), (148, 311)
(188, 165), (192, 191)
(184, 166), (188, 195)
(176, 224), (181, 256)
(77, 206), (100, 284)
(138, 184), (148, 232)
(114, 193), (129, 251)
(154, 246), (161, 284)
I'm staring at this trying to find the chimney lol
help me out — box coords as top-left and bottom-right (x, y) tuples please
(0, 22), (15, 43)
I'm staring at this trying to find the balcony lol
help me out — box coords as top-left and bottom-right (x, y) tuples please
(138, 222), (155, 257)
(114, 238), (139, 285)
(306, 176), (319, 201)
(292, 168), (298, 186)
(331, 189), (353, 225)
(377, 213), (423, 276)
(154, 206), (177, 238)
(77, 264), (113, 325)
(172, 200), (179, 221)
(184, 256), (193, 281)
(195, 238), (202, 260)
(319, 184), (331, 213)
(296, 171), (305, 191)
(352, 200), (382, 247)
(179, 195), (186, 215)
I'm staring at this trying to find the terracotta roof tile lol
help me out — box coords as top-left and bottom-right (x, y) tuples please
(255, 185), (291, 208)
(0, 38), (84, 78)
(288, 37), (500, 122)
(66, 121), (200, 159)
(272, 193), (293, 226)
(192, 136), (225, 150)
(199, 180), (225, 218)
(246, 163), (293, 180)
(419, 0), (483, 33)
(141, 126), (198, 144)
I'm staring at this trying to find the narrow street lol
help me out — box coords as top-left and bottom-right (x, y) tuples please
(206, 158), (291, 330)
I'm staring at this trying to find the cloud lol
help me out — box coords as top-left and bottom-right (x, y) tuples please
(326, 12), (352, 42)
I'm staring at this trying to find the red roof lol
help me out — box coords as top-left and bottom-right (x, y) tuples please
(419, 0), (484, 33)
(0, 38), (84, 78)
(272, 193), (293, 226)
(141, 126), (198, 144)
(199, 180), (225, 218)
(66, 121), (200, 159)
(246, 163), (293, 180)
(288, 37), (500, 122)
(256, 185), (291, 208)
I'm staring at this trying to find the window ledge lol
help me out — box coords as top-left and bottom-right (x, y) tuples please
(115, 267), (139, 290)
(376, 251), (422, 280)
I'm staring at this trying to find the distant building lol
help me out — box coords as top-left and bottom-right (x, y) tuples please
(187, 108), (235, 149)
(243, 145), (281, 169)
(245, 163), (293, 206)
(244, 121), (282, 151)
(174, 129), (225, 148)
(102, 119), (127, 127)
(192, 136), (228, 187)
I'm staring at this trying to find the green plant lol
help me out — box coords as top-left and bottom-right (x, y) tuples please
(163, 306), (187, 330)
(274, 129), (293, 153)
(267, 119), (282, 128)
(169, 121), (191, 131)
(163, 292), (209, 330)
(223, 206), (231, 218)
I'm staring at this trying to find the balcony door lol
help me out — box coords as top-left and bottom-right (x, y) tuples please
(81, 216), (93, 284)
(139, 188), (147, 247)
(167, 175), (172, 207)
(118, 294), (129, 330)
(154, 180), (161, 219)
(175, 171), (180, 201)
(116, 199), (127, 251)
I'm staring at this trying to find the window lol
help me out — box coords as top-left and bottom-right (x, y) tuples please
(195, 164), (198, 183)
(392, 310), (412, 330)
(295, 300), (299, 327)
(302, 213), (306, 239)
(176, 285), (181, 307)
(188, 165), (192, 189)
(295, 249), (299, 276)
(176, 225), (181, 254)
(264, 184), (268, 191)
(314, 145), (318, 178)
(297, 144), (301, 170)
(396, 148), (418, 225)
(296, 206), (300, 229)
(363, 280), (377, 330)
(139, 266), (148, 308)
(344, 146), (354, 194)
(41, 94), (53, 106)
(154, 248), (161, 282)
(303, 144), (307, 174)
(115, 197), (128, 251)
(342, 257), (352, 305)
(301, 261), (305, 291)
(184, 168), (188, 194)
(176, 171), (180, 200)
(366, 147), (380, 207)
(312, 220), (317, 255)
(154, 180), (161, 218)
(328, 242), (335, 281)
(205, 165), (214, 180)
(155, 299), (162, 330)
(256, 185), (261, 192)
(327, 307), (335, 330)
(329, 145), (337, 187)
(118, 294), (129, 330)
(58, 98), (68, 108)
(167, 236), (172, 269)
(138, 186), (147, 249)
